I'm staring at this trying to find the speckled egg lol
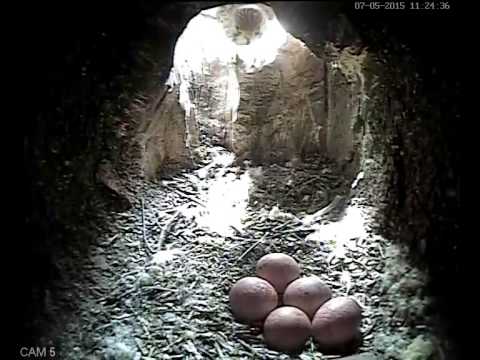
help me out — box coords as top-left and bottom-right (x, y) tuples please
(263, 306), (312, 353)
(256, 253), (300, 293)
(229, 276), (278, 324)
(283, 276), (332, 318)
(312, 297), (363, 353)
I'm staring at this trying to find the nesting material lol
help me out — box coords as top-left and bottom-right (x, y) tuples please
(229, 276), (278, 324)
(263, 306), (312, 353)
(59, 143), (429, 359)
(283, 276), (332, 318)
(312, 297), (363, 353)
(256, 253), (301, 293)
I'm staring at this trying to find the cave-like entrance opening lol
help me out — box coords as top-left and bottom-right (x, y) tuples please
(170, 4), (288, 150)
(168, 4), (330, 165)
(150, 3), (369, 243)
(154, 3), (356, 238)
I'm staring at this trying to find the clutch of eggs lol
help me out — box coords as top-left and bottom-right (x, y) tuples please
(228, 252), (363, 354)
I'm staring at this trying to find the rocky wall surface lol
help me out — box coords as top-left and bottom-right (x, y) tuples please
(347, 21), (462, 357)
(179, 58), (238, 148)
(325, 45), (367, 177)
(138, 86), (193, 179)
(232, 34), (327, 164)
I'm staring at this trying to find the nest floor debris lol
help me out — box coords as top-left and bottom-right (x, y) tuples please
(38, 145), (436, 360)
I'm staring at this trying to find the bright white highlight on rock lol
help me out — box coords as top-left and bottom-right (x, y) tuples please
(304, 204), (370, 260)
(193, 150), (252, 237)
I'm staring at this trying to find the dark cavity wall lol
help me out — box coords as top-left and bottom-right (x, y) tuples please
(25, 1), (199, 345)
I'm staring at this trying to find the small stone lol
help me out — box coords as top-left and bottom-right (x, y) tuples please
(137, 272), (154, 287)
